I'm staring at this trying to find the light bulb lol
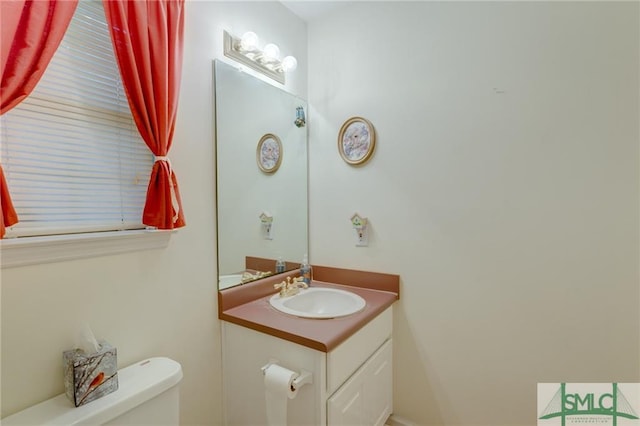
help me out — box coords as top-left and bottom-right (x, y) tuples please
(240, 31), (258, 50)
(282, 56), (298, 72)
(263, 43), (280, 60)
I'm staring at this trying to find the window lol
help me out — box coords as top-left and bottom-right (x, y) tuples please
(1, 0), (153, 239)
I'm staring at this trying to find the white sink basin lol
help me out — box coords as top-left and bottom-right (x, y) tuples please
(269, 287), (366, 319)
(219, 274), (243, 290)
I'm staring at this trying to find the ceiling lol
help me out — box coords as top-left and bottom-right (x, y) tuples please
(280, 1), (348, 22)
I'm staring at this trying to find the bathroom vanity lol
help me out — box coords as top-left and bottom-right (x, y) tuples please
(219, 266), (399, 425)
(213, 57), (399, 425)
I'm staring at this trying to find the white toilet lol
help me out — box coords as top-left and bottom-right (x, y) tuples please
(2, 357), (183, 425)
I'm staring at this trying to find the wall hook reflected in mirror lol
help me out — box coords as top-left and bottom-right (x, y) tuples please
(295, 106), (306, 128)
(260, 211), (274, 240)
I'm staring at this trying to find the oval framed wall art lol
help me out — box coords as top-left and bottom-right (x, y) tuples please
(338, 116), (376, 165)
(256, 133), (282, 173)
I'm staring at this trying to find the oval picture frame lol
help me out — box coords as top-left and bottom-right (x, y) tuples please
(338, 116), (376, 165)
(256, 133), (282, 173)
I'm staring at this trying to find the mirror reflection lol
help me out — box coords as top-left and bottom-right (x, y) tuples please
(214, 60), (308, 290)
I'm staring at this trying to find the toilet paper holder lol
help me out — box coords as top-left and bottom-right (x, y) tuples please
(261, 361), (313, 391)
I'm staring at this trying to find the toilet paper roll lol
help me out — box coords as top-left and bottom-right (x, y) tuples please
(264, 364), (298, 426)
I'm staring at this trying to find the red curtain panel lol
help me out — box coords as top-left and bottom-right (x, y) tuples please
(0, 0), (79, 237)
(103, 0), (186, 230)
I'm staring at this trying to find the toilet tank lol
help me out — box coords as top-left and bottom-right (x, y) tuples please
(2, 357), (183, 426)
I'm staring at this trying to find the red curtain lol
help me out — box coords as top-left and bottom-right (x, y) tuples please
(103, 0), (186, 230)
(0, 0), (78, 238)
(0, 171), (18, 238)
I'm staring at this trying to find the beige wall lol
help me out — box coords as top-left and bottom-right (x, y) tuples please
(0, 2), (306, 424)
(308, 2), (639, 425)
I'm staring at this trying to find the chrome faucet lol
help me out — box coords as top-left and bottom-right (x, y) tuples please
(274, 276), (308, 297)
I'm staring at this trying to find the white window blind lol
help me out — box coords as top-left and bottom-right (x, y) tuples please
(0, 0), (153, 238)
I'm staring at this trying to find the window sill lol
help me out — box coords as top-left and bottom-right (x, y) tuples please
(0, 229), (174, 269)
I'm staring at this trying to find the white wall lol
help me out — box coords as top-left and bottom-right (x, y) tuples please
(0, 2), (306, 424)
(308, 2), (639, 425)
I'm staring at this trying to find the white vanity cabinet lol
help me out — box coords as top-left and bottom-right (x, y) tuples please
(221, 307), (393, 425)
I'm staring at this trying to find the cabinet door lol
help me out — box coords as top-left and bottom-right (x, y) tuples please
(364, 339), (393, 426)
(327, 339), (393, 426)
(327, 373), (367, 426)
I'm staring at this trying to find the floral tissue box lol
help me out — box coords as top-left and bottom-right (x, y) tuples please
(63, 341), (118, 407)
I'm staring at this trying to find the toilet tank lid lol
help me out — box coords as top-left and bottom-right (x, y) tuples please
(2, 357), (183, 426)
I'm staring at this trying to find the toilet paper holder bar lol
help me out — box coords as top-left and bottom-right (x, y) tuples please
(261, 361), (313, 391)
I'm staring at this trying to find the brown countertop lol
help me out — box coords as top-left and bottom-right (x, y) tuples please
(218, 266), (400, 352)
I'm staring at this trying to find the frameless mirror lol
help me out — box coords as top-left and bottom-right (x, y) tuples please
(214, 60), (308, 290)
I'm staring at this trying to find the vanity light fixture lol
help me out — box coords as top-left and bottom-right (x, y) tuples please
(263, 43), (280, 61)
(223, 30), (297, 84)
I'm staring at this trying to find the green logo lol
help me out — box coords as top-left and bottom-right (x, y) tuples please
(539, 383), (639, 425)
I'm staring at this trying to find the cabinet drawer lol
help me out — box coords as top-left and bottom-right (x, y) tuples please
(327, 307), (392, 394)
